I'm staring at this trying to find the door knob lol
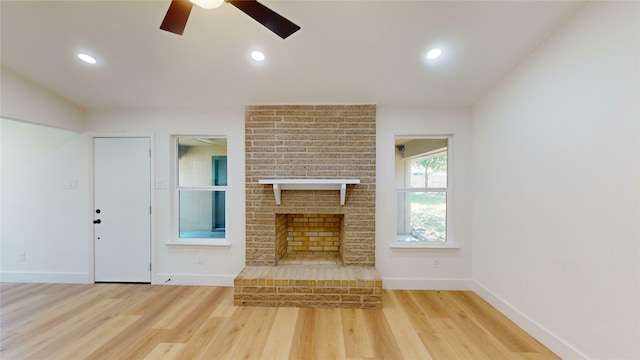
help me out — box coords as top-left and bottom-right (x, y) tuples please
(93, 219), (102, 224)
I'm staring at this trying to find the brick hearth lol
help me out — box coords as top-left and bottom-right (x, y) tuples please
(234, 265), (382, 309)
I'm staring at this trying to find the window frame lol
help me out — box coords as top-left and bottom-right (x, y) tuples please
(392, 135), (458, 249)
(168, 135), (231, 247)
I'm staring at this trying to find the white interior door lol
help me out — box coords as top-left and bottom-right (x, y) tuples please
(94, 137), (151, 283)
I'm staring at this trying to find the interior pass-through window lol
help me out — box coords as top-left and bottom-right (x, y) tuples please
(175, 137), (227, 240)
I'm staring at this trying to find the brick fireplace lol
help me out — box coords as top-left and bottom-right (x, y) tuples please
(235, 104), (381, 308)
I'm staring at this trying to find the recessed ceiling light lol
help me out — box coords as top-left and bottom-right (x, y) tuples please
(251, 50), (265, 62)
(77, 53), (97, 64)
(426, 48), (442, 60)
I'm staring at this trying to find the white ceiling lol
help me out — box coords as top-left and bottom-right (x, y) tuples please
(1, 0), (584, 112)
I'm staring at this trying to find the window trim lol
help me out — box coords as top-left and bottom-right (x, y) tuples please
(392, 135), (459, 250)
(167, 135), (231, 247)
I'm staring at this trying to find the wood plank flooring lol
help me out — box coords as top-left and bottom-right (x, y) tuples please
(0, 283), (559, 359)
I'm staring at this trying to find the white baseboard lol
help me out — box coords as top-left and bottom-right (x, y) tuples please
(0, 271), (91, 284)
(382, 277), (472, 290)
(472, 281), (588, 360)
(153, 273), (235, 286)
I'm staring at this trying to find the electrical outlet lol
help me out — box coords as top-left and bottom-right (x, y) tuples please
(19, 252), (26, 262)
(433, 259), (440, 269)
(197, 255), (203, 265)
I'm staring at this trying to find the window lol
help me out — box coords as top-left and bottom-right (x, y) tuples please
(175, 137), (227, 240)
(395, 137), (450, 245)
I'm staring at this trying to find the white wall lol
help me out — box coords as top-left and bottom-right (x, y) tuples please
(86, 107), (474, 288)
(471, 2), (639, 359)
(377, 107), (473, 289)
(0, 66), (85, 131)
(1, 77), (474, 288)
(1, 118), (90, 283)
(86, 110), (245, 286)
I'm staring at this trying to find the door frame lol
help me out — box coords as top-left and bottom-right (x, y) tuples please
(89, 133), (155, 283)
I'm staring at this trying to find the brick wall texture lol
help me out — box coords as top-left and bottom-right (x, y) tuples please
(282, 214), (343, 254)
(245, 105), (376, 267)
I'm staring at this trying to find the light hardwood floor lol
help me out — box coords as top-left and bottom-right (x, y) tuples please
(0, 283), (559, 359)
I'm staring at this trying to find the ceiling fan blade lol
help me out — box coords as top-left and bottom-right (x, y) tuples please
(160, 0), (194, 35)
(226, 0), (300, 39)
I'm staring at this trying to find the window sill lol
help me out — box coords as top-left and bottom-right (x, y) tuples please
(165, 240), (231, 249)
(390, 242), (460, 250)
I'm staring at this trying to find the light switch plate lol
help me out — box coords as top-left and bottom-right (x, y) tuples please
(155, 179), (166, 189)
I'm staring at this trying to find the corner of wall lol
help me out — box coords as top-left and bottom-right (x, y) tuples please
(1, 65), (86, 131)
(472, 281), (587, 359)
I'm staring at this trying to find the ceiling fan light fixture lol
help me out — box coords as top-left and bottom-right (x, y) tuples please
(161, 0), (300, 38)
(189, 0), (224, 9)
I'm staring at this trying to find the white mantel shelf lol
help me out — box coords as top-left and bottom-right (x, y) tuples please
(258, 179), (360, 205)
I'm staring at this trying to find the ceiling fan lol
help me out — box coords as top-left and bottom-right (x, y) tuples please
(160, 0), (301, 39)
